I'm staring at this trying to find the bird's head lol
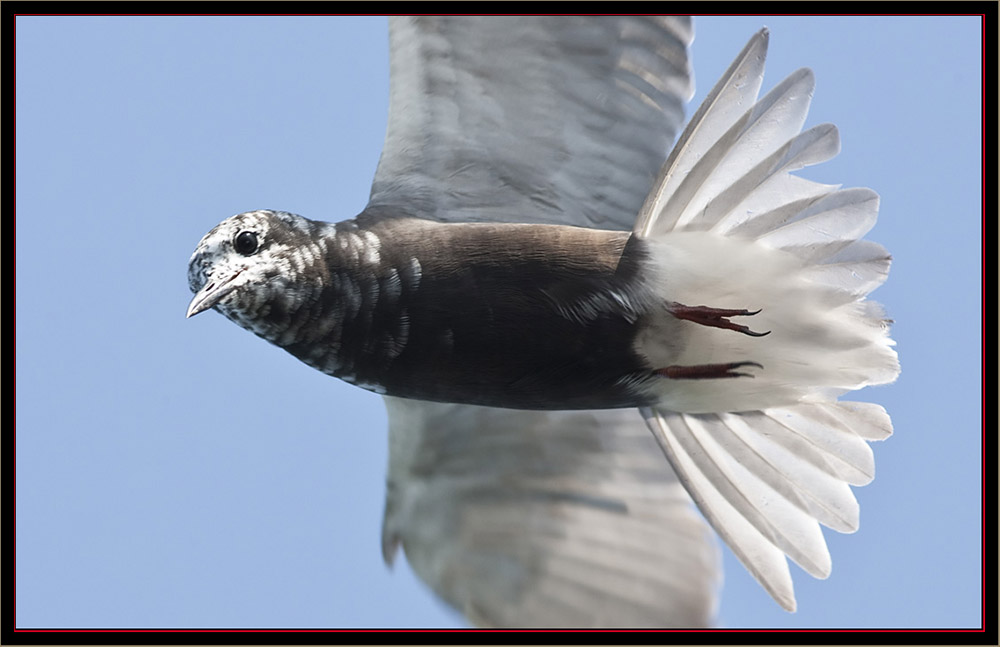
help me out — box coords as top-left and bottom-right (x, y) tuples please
(186, 209), (326, 337)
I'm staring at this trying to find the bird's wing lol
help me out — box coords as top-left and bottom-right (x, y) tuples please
(366, 16), (693, 229)
(381, 398), (720, 628)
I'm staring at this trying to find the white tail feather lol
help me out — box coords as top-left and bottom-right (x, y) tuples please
(635, 29), (770, 238)
(631, 29), (899, 611)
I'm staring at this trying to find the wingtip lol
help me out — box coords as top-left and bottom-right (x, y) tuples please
(381, 533), (400, 568)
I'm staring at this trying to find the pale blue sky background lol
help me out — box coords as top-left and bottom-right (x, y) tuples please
(15, 15), (983, 629)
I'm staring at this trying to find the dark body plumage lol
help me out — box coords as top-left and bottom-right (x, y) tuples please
(238, 212), (660, 410)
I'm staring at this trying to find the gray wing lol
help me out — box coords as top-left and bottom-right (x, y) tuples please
(382, 399), (720, 628)
(366, 16), (693, 229)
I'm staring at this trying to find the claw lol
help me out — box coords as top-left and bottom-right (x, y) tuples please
(655, 361), (764, 380)
(667, 302), (771, 337)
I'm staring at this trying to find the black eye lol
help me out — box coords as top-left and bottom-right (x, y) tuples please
(233, 231), (259, 256)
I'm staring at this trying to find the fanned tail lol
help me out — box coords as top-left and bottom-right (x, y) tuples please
(631, 28), (899, 611)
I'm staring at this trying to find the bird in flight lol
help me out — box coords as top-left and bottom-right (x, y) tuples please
(187, 17), (899, 627)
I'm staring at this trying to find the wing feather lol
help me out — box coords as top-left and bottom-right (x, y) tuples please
(382, 399), (720, 627)
(368, 16), (693, 229)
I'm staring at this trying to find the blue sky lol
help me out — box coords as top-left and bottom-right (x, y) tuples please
(15, 15), (983, 630)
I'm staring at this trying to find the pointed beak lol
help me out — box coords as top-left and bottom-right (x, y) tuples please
(186, 269), (244, 318)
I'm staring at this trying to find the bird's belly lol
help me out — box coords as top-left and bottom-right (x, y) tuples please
(373, 305), (655, 410)
(329, 220), (658, 410)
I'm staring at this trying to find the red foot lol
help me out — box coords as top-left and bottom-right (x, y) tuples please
(667, 302), (770, 337)
(655, 361), (763, 380)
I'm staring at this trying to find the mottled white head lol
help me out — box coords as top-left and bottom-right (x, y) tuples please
(186, 209), (331, 340)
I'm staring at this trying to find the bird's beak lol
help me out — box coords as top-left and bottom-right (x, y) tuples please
(186, 269), (243, 318)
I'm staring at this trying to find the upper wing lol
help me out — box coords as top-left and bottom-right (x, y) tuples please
(365, 16), (693, 229)
(381, 398), (720, 627)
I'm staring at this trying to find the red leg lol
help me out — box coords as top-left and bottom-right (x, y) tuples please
(655, 361), (763, 380)
(667, 302), (771, 337)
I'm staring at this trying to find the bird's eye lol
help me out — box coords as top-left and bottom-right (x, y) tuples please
(234, 231), (259, 256)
